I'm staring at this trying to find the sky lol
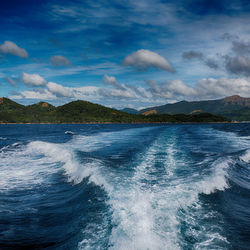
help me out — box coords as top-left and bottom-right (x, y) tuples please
(1, 0), (250, 109)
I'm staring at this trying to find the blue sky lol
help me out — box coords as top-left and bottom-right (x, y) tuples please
(1, 0), (250, 109)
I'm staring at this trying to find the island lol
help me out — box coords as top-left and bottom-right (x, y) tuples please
(0, 97), (229, 124)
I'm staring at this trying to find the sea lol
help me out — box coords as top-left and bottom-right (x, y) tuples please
(0, 123), (249, 250)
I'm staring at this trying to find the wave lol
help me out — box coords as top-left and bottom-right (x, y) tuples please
(0, 141), (63, 191)
(198, 158), (230, 195)
(240, 149), (250, 163)
(0, 127), (157, 193)
(65, 131), (74, 135)
(0, 137), (7, 140)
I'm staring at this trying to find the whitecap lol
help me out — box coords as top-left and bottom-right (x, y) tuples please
(65, 131), (74, 135)
(240, 149), (250, 163)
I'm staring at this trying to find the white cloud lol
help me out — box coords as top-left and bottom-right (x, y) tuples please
(12, 89), (56, 100)
(0, 41), (28, 58)
(196, 77), (250, 99)
(99, 88), (137, 99)
(47, 81), (74, 97)
(102, 74), (125, 89)
(168, 80), (197, 96)
(72, 86), (100, 99)
(50, 55), (71, 66)
(47, 81), (100, 99)
(122, 49), (175, 72)
(146, 77), (250, 101)
(22, 72), (46, 86)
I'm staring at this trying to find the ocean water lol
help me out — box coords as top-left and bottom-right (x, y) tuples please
(0, 123), (249, 250)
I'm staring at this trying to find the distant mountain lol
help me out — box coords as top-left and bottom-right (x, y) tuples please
(120, 108), (138, 114)
(0, 97), (228, 123)
(139, 95), (250, 121)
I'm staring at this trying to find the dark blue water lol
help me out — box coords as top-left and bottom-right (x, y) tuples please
(0, 124), (249, 249)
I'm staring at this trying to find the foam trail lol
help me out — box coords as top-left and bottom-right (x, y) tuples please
(106, 133), (180, 249)
(102, 128), (231, 250)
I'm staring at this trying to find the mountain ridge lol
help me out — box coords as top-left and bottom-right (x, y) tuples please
(0, 97), (229, 123)
(138, 95), (250, 121)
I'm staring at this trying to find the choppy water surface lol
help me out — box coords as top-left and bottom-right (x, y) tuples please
(0, 123), (249, 249)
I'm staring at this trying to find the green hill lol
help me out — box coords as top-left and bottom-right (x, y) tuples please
(0, 97), (26, 123)
(139, 95), (250, 121)
(0, 97), (229, 123)
(0, 98), (145, 123)
(54, 100), (144, 123)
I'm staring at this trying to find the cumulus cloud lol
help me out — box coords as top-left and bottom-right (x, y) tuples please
(196, 77), (250, 98)
(0, 41), (28, 58)
(146, 77), (250, 101)
(99, 88), (137, 99)
(47, 81), (74, 97)
(22, 72), (47, 86)
(122, 49), (175, 72)
(102, 74), (125, 90)
(50, 55), (71, 66)
(47, 81), (100, 99)
(146, 79), (196, 100)
(12, 83), (100, 101)
(167, 80), (197, 96)
(101, 75), (151, 99)
(225, 56), (250, 76)
(11, 89), (57, 100)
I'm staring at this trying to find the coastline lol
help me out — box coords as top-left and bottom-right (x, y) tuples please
(0, 121), (236, 125)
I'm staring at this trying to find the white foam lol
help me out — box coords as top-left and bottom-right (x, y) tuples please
(0, 139), (112, 194)
(0, 127), (157, 193)
(0, 126), (240, 249)
(65, 131), (74, 135)
(198, 158), (230, 195)
(0, 137), (7, 140)
(99, 129), (232, 250)
(27, 141), (111, 189)
(106, 135), (182, 250)
(240, 149), (250, 163)
(0, 142), (61, 191)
